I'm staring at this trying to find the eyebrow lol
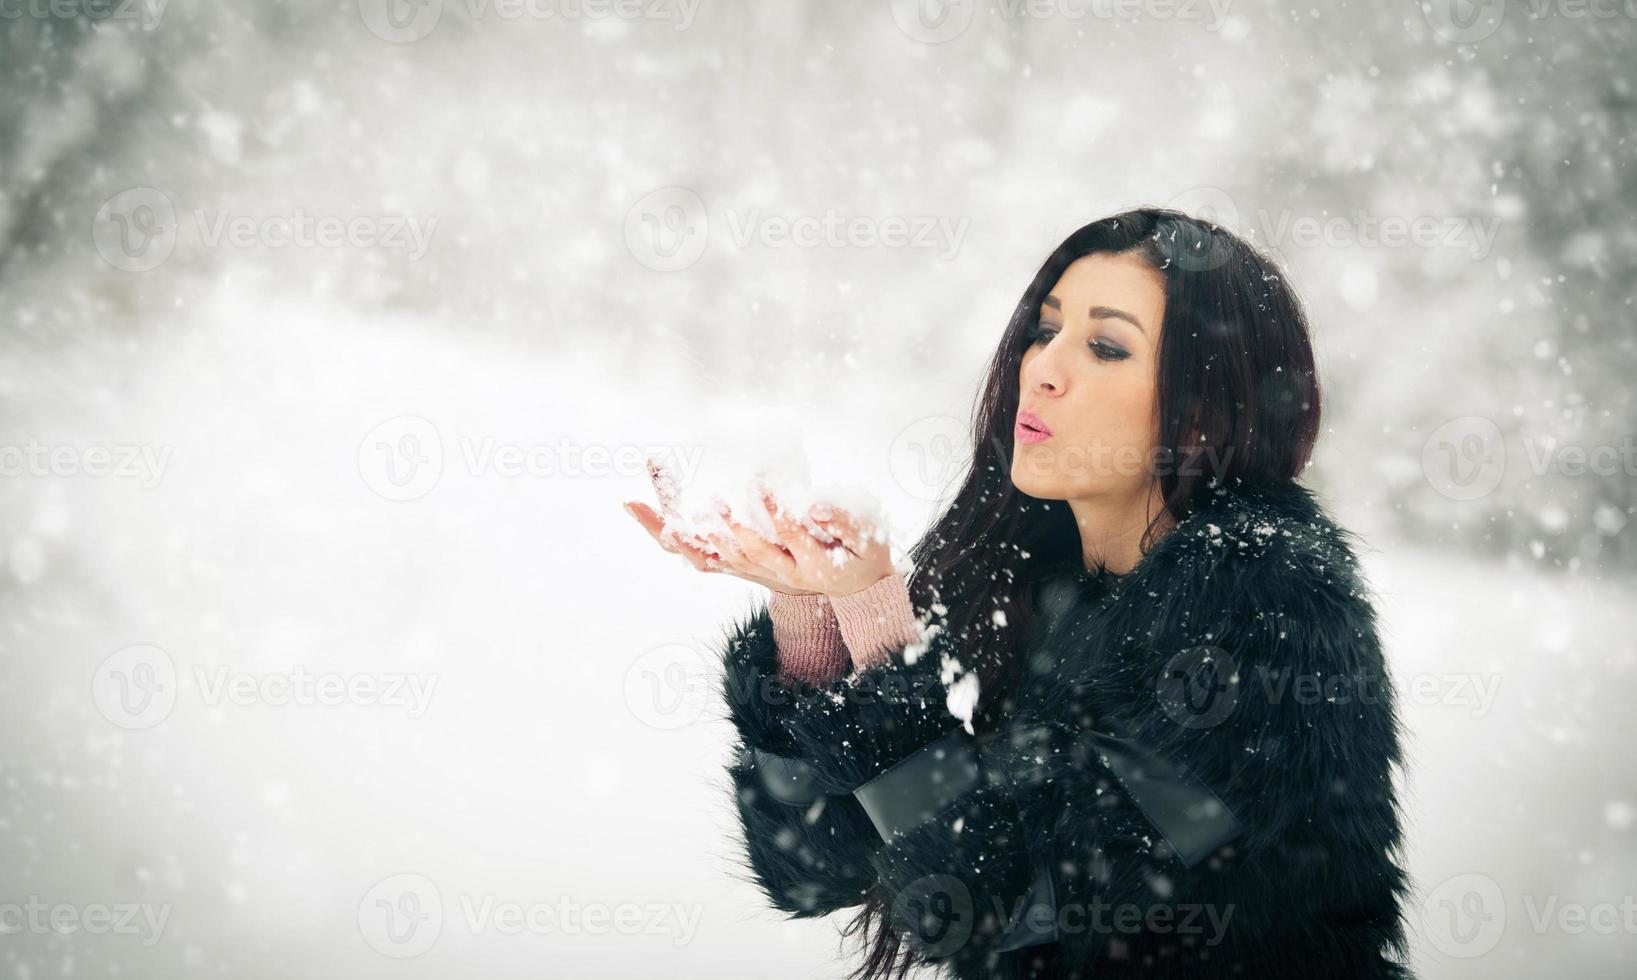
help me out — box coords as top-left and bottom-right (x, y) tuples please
(1041, 295), (1148, 336)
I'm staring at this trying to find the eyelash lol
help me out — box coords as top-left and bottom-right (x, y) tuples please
(1024, 322), (1131, 362)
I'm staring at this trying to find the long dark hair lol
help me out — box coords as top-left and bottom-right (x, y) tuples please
(838, 206), (1324, 979)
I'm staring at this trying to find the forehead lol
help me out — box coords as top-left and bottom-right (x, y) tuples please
(1045, 252), (1167, 330)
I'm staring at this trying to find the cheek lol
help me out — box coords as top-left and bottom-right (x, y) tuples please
(1077, 373), (1159, 446)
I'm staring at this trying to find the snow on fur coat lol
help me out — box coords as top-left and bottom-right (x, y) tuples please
(716, 481), (1417, 979)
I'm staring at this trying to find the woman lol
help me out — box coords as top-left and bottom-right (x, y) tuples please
(625, 208), (1417, 979)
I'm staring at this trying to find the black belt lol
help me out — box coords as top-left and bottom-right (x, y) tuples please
(851, 729), (981, 841)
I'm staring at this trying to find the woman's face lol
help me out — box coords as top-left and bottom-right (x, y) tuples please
(1011, 251), (1168, 504)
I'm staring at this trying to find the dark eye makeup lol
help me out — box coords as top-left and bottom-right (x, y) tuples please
(1023, 320), (1131, 362)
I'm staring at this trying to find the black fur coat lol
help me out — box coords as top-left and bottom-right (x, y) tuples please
(716, 482), (1416, 979)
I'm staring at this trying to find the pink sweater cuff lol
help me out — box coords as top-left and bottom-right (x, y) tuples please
(767, 590), (851, 687)
(831, 570), (922, 674)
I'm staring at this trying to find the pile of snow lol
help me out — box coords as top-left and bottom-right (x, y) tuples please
(643, 445), (889, 558)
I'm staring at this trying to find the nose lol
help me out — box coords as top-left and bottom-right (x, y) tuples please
(1021, 343), (1064, 396)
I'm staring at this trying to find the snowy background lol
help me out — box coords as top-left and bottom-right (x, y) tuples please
(2, 1), (1635, 977)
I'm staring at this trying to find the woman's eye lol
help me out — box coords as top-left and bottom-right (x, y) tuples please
(1090, 339), (1131, 361)
(1026, 322), (1128, 361)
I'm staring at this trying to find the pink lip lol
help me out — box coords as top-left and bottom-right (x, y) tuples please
(1015, 410), (1052, 444)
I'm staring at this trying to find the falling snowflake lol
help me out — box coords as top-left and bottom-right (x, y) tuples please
(947, 673), (981, 736)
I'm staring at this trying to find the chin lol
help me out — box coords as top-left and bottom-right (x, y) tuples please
(1009, 463), (1071, 501)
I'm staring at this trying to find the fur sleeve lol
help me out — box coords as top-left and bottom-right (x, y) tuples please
(724, 740), (882, 916)
(716, 599), (1052, 969)
(714, 601), (958, 920)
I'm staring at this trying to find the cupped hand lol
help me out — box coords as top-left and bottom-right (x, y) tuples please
(623, 464), (895, 598)
(624, 496), (809, 595)
(624, 458), (817, 595)
(708, 487), (896, 598)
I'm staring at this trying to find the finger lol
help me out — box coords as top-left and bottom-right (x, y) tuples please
(669, 530), (722, 572)
(626, 501), (681, 553)
(701, 529), (758, 575)
(816, 506), (884, 557)
(646, 457), (685, 518)
(701, 528), (798, 592)
(725, 513), (797, 579)
(769, 501), (835, 571)
(764, 497), (854, 593)
(799, 502), (842, 546)
(703, 502), (765, 569)
(634, 482), (714, 554)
